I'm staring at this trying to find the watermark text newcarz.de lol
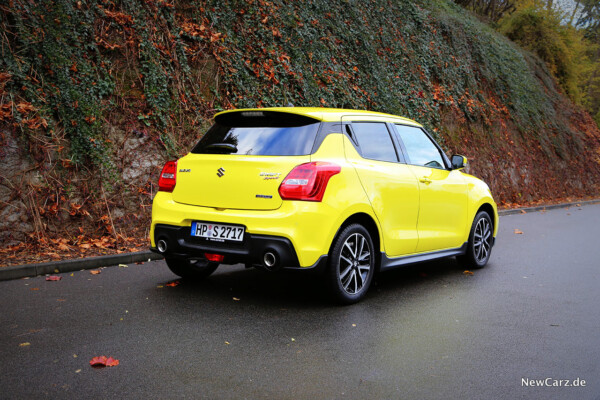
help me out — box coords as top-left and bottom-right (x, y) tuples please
(522, 378), (586, 387)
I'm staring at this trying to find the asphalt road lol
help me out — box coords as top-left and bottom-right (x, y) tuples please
(1, 204), (600, 400)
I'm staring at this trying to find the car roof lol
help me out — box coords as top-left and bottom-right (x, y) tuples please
(214, 107), (422, 126)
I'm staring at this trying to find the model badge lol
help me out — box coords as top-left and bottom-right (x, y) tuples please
(256, 194), (273, 199)
(217, 167), (225, 177)
(179, 169), (191, 173)
(259, 172), (281, 180)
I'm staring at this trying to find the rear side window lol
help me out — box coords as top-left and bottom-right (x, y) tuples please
(351, 122), (398, 162)
(394, 125), (446, 169)
(192, 112), (320, 156)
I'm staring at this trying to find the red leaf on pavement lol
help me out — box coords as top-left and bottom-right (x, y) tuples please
(165, 280), (180, 287)
(46, 276), (61, 281)
(90, 270), (101, 275)
(90, 356), (107, 367)
(105, 357), (120, 367)
(90, 355), (120, 367)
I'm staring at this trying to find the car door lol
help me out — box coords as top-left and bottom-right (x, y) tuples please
(392, 124), (469, 253)
(342, 118), (420, 257)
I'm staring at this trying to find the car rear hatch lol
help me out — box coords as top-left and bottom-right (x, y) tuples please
(172, 110), (321, 211)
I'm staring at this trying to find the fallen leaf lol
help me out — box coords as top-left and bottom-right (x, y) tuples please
(90, 355), (119, 367)
(352, 324), (356, 327)
(156, 285), (164, 288)
(16, 102), (36, 114)
(105, 357), (119, 367)
(233, 297), (240, 301)
(75, 369), (81, 373)
(90, 356), (107, 366)
(291, 338), (295, 342)
(118, 264), (128, 268)
(463, 270), (474, 275)
(30, 288), (39, 291)
(89, 270), (101, 275)
(576, 204), (581, 207)
(46, 276), (61, 281)
(224, 341), (230, 345)
(19, 342), (30, 347)
(514, 229), (523, 234)
(165, 280), (180, 287)
(58, 243), (70, 251)
(520, 209), (526, 214)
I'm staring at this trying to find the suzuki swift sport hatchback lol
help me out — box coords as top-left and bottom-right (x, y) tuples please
(150, 107), (498, 304)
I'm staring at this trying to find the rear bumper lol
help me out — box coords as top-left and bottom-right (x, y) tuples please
(151, 224), (327, 271)
(150, 192), (345, 267)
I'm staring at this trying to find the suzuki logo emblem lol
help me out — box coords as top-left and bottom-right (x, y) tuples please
(217, 167), (225, 177)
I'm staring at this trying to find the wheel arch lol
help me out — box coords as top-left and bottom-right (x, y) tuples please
(475, 202), (498, 236)
(329, 212), (382, 271)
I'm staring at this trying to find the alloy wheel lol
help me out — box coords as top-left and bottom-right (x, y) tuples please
(473, 217), (492, 263)
(338, 233), (372, 295)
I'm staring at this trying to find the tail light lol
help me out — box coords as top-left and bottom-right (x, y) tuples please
(158, 160), (177, 192)
(279, 162), (341, 202)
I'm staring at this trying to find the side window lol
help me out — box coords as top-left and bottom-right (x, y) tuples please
(351, 122), (398, 163)
(394, 125), (446, 169)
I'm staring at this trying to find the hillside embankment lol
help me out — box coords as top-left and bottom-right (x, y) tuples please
(0, 0), (599, 263)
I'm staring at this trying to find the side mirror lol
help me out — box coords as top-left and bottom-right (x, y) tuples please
(451, 155), (467, 170)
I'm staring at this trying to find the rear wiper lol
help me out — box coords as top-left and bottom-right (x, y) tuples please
(204, 143), (238, 153)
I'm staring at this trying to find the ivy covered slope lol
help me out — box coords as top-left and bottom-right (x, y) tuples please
(0, 0), (599, 247)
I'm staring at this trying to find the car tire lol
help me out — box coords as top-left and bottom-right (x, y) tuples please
(327, 224), (375, 304)
(457, 211), (493, 269)
(165, 257), (219, 280)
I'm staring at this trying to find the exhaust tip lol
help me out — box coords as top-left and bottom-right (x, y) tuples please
(157, 240), (168, 253)
(264, 252), (277, 269)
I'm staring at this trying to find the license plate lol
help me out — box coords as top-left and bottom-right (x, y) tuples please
(191, 222), (244, 242)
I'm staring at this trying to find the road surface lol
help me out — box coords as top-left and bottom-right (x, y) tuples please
(1, 204), (599, 399)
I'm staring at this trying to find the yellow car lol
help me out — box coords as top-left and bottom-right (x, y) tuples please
(150, 107), (498, 304)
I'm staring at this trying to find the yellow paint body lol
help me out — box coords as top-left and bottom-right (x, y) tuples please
(151, 107), (498, 267)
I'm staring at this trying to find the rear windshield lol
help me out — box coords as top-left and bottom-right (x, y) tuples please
(191, 112), (321, 156)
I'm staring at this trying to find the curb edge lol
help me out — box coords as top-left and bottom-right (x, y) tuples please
(1, 199), (599, 281)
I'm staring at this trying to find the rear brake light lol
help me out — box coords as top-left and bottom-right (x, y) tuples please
(278, 162), (341, 202)
(158, 160), (177, 192)
(205, 253), (224, 262)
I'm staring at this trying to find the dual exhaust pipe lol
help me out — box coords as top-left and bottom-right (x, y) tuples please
(157, 238), (280, 271)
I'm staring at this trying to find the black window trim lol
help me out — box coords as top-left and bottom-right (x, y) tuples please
(310, 122), (339, 154)
(392, 123), (451, 170)
(345, 121), (404, 164)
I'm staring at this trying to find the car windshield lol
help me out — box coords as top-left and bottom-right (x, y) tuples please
(192, 112), (321, 156)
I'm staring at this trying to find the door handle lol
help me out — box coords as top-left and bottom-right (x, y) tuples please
(419, 177), (432, 184)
